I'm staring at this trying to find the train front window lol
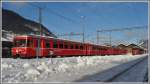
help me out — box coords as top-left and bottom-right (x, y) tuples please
(14, 39), (26, 47)
(14, 39), (33, 47)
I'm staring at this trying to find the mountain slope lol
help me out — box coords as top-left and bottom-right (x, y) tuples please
(2, 9), (56, 37)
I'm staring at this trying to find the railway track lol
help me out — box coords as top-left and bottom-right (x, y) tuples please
(105, 56), (148, 82)
(143, 69), (148, 82)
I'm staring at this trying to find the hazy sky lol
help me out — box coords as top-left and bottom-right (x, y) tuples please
(2, 2), (148, 45)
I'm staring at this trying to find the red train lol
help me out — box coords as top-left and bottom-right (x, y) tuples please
(11, 35), (143, 58)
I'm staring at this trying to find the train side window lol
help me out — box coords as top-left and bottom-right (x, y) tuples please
(27, 39), (34, 47)
(95, 46), (97, 50)
(83, 45), (86, 50)
(46, 41), (50, 48)
(94, 47), (96, 50)
(96, 47), (98, 50)
(92, 46), (95, 50)
(59, 43), (63, 49)
(92, 46), (94, 50)
(53, 40), (58, 48)
(75, 44), (78, 49)
(80, 45), (83, 50)
(101, 48), (107, 50)
(70, 44), (74, 49)
(64, 42), (68, 49)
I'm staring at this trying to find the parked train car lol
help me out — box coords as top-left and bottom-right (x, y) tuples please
(11, 35), (144, 58)
(131, 48), (145, 55)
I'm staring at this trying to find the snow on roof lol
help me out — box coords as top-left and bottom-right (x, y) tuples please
(1, 37), (13, 42)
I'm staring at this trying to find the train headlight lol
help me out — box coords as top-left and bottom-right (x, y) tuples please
(16, 49), (19, 53)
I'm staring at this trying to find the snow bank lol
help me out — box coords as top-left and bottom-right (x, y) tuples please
(2, 54), (147, 82)
(57, 63), (70, 72)
(24, 68), (40, 81)
(2, 63), (13, 69)
(37, 62), (52, 73)
(23, 63), (31, 68)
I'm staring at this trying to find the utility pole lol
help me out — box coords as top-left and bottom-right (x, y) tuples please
(36, 7), (43, 64)
(81, 16), (85, 43)
(38, 7), (53, 63)
(109, 31), (112, 46)
(97, 30), (99, 44)
(39, 7), (42, 36)
(82, 31), (85, 43)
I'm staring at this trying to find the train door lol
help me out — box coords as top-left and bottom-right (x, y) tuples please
(84, 45), (88, 55)
(83, 44), (86, 56)
(35, 38), (41, 57)
(86, 44), (91, 55)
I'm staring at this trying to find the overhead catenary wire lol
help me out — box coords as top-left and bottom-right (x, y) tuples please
(28, 3), (80, 25)
(97, 25), (148, 46)
(97, 25), (147, 32)
(27, 3), (83, 41)
(57, 32), (84, 42)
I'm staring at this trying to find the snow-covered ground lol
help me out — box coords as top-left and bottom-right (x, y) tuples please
(1, 54), (148, 83)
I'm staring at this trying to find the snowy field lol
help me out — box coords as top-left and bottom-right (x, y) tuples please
(2, 54), (147, 83)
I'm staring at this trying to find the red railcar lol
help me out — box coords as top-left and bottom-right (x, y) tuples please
(131, 48), (145, 55)
(11, 35), (142, 58)
(12, 35), (89, 58)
